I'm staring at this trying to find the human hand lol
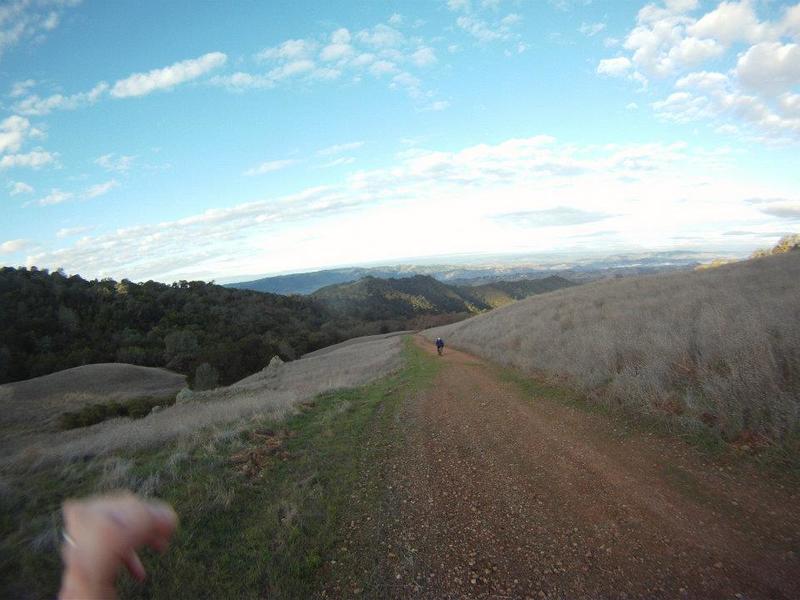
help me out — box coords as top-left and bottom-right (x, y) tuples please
(59, 492), (178, 600)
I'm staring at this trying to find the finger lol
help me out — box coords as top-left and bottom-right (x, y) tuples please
(99, 495), (176, 550)
(123, 550), (146, 582)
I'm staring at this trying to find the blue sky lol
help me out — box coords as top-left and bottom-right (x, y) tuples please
(1, 0), (799, 281)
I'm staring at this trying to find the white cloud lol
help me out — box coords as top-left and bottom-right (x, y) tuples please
(95, 153), (136, 172)
(596, 56), (632, 76)
(688, 0), (767, 46)
(31, 188), (73, 206)
(320, 43), (352, 62)
(13, 52), (226, 115)
(0, 115), (35, 153)
(736, 42), (800, 96)
(356, 24), (404, 47)
(85, 179), (118, 199)
(7, 180), (33, 195)
(0, 239), (31, 254)
(110, 52), (227, 98)
(213, 20), (445, 108)
(268, 59), (315, 80)
(243, 159), (297, 176)
(411, 47), (437, 66)
(604, 0), (800, 143)
(388, 13), (403, 26)
(370, 60), (398, 76)
(319, 156), (356, 168)
(317, 141), (364, 156)
(14, 82), (108, 116)
(579, 22), (607, 37)
(57, 226), (93, 239)
(391, 72), (422, 98)
(423, 100), (451, 111)
(8, 79), (35, 97)
(256, 39), (317, 62)
(24, 135), (778, 281)
(210, 72), (274, 91)
(0, 0), (81, 63)
(760, 202), (800, 219)
(0, 150), (57, 169)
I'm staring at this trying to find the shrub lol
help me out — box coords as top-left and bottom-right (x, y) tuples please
(193, 362), (220, 391)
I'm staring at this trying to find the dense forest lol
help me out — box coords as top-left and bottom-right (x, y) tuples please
(0, 267), (350, 386)
(0, 267), (577, 387)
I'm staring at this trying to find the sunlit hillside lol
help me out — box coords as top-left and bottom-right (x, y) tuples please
(427, 252), (800, 443)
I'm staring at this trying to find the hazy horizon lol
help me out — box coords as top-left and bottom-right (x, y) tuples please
(1, 0), (799, 283)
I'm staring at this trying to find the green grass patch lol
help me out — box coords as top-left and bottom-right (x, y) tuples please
(0, 336), (439, 600)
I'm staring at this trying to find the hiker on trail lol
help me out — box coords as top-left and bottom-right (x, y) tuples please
(435, 337), (445, 356)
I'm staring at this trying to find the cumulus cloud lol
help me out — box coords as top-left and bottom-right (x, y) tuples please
(411, 47), (437, 66)
(0, 115), (40, 153)
(218, 19), (447, 108)
(600, 0), (800, 143)
(256, 39), (317, 62)
(579, 22), (607, 37)
(13, 52), (226, 115)
(7, 180), (33, 195)
(110, 52), (227, 98)
(95, 153), (136, 172)
(0, 0), (81, 63)
(13, 83), (108, 116)
(0, 239), (31, 254)
(736, 42), (800, 96)
(317, 141), (364, 156)
(57, 226), (93, 239)
(0, 150), (57, 169)
(30, 188), (73, 206)
(243, 159), (297, 176)
(8, 79), (36, 97)
(597, 57), (632, 76)
(85, 179), (118, 199)
(446, 0), (524, 47)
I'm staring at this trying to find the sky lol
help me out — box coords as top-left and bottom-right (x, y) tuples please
(0, 0), (799, 282)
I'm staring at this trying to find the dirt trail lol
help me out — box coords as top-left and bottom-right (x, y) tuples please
(367, 336), (800, 599)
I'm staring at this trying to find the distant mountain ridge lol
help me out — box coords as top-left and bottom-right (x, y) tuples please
(224, 251), (714, 295)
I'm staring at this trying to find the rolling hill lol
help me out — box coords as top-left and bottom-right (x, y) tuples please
(467, 275), (577, 307)
(312, 275), (489, 321)
(425, 251), (800, 443)
(312, 274), (578, 326)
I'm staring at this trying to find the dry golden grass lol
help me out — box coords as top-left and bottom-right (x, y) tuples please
(426, 252), (800, 442)
(1, 333), (404, 469)
(0, 363), (186, 431)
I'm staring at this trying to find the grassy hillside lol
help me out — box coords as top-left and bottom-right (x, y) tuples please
(467, 275), (577, 308)
(0, 335), (421, 599)
(313, 275), (489, 320)
(312, 274), (577, 325)
(426, 252), (800, 446)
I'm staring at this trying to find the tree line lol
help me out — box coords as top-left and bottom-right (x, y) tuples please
(0, 267), (369, 387)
